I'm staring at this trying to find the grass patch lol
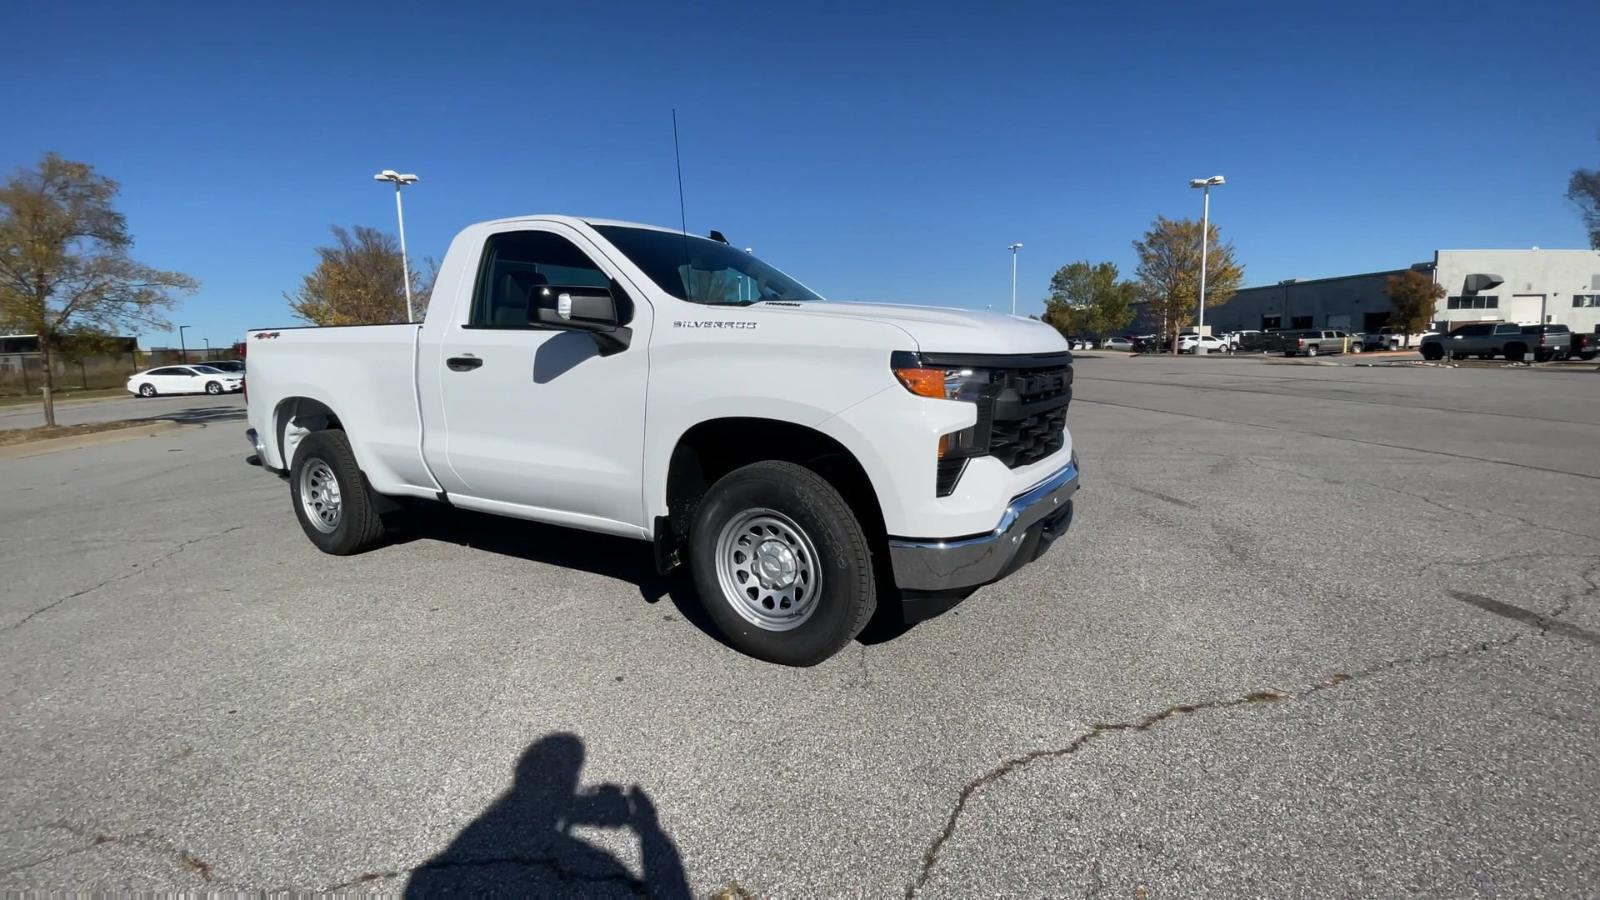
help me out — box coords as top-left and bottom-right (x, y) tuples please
(0, 419), (160, 447)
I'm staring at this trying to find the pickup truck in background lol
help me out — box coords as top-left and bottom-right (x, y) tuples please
(1264, 328), (1347, 357)
(1419, 323), (1571, 362)
(244, 216), (1079, 665)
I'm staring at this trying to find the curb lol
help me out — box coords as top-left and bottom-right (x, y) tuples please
(0, 421), (190, 460)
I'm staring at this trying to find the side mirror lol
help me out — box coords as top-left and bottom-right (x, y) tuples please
(531, 284), (632, 355)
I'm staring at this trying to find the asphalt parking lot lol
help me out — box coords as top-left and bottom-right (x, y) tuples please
(2, 358), (1597, 896)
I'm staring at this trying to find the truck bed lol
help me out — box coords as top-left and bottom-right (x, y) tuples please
(244, 324), (436, 494)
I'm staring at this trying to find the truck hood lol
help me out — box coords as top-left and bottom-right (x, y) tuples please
(757, 300), (1070, 356)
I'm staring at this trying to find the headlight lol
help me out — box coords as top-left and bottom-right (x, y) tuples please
(890, 353), (998, 401)
(890, 351), (999, 461)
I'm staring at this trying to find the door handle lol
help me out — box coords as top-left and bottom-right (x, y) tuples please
(446, 355), (483, 371)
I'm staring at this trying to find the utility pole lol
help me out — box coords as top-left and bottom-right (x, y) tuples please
(1189, 175), (1226, 353)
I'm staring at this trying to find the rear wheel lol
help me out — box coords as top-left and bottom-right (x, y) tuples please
(289, 430), (388, 555)
(1306, 345), (1318, 357)
(1504, 344), (1526, 362)
(689, 460), (875, 666)
(1349, 342), (1363, 353)
(138, 383), (156, 397)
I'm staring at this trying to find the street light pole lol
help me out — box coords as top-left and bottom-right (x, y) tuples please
(1008, 243), (1023, 316)
(177, 325), (190, 364)
(373, 169), (420, 322)
(1189, 175), (1225, 354)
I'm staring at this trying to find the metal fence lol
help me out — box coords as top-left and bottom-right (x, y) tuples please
(0, 348), (241, 397)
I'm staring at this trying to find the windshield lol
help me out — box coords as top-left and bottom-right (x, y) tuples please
(592, 224), (822, 305)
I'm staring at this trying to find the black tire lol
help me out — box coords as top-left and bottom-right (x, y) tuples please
(1421, 344), (1443, 361)
(1504, 344), (1526, 362)
(138, 383), (156, 397)
(1582, 351), (1597, 361)
(689, 460), (875, 666)
(1477, 353), (1494, 360)
(1306, 345), (1318, 357)
(1349, 343), (1363, 353)
(205, 381), (222, 394)
(288, 429), (388, 555)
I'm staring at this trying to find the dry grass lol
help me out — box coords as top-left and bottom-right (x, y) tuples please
(0, 418), (157, 447)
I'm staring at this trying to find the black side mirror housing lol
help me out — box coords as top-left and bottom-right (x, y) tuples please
(532, 284), (632, 356)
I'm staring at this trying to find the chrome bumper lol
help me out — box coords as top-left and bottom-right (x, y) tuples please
(887, 458), (1079, 593)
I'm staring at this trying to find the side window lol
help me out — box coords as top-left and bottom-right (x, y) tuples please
(150, 367), (185, 376)
(469, 230), (614, 329)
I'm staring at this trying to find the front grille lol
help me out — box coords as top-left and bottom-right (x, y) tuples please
(988, 361), (1072, 468)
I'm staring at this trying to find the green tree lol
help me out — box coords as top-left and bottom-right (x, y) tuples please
(1041, 261), (1138, 340)
(1132, 215), (1244, 353)
(0, 153), (197, 426)
(1568, 155), (1600, 250)
(286, 225), (430, 326)
(1384, 269), (1445, 346)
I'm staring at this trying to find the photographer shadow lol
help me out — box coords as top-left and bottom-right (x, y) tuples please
(405, 732), (690, 898)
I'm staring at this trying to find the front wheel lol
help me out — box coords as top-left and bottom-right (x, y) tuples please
(289, 430), (389, 555)
(689, 460), (876, 666)
(205, 381), (223, 394)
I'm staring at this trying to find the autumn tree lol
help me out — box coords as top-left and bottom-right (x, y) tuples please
(0, 153), (197, 426)
(1384, 269), (1445, 345)
(1131, 215), (1244, 352)
(1569, 151), (1600, 249)
(286, 225), (430, 326)
(1041, 261), (1137, 339)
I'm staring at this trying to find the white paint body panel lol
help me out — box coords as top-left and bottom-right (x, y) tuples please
(246, 215), (1075, 543)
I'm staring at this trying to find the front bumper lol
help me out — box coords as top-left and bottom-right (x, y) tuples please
(887, 457), (1079, 598)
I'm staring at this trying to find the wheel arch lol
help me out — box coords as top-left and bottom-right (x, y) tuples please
(661, 417), (888, 551)
(272, 396), (345, 471)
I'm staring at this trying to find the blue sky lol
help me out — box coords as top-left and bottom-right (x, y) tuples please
(3, 0), (1596, 347)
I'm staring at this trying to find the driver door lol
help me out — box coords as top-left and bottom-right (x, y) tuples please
(424, 224), (653, 534)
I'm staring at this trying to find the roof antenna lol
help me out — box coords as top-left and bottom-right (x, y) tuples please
(672, 109), (693, 300)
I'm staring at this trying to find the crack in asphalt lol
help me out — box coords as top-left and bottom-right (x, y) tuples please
(2, 822), (216, 883)
(905, 561), (1600, 897)
(1, 525), (245, 633)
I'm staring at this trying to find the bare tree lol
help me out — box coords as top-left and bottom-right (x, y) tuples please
(0, 153), (197, 426)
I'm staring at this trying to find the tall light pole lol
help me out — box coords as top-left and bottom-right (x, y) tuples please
(177, 325), (190, 364)
(1189, 176), (1225, 351)
(202, 337), (211, 360)
(1008, 243), (1024, 315)
(373, 169), (420, 322)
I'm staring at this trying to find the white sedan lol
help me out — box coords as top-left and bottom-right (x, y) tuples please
(1178, 335), (1231, 354)
(127, 365), (244, 397)
(1101, 336), (1134, 351)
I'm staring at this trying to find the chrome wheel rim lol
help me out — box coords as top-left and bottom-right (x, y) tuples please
(140, 385), (154, 396)
(714, 508), (821, 632)
(207, 382), (221, 394)
(298, 459), (342, 533)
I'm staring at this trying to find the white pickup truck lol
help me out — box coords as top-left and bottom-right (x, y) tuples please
(244, 216), (1079, 665)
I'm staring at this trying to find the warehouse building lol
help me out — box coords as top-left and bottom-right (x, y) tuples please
(1189, 248), (1600, 337)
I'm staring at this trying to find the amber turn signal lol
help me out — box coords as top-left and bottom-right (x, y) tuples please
(893, 367), (946, 399)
